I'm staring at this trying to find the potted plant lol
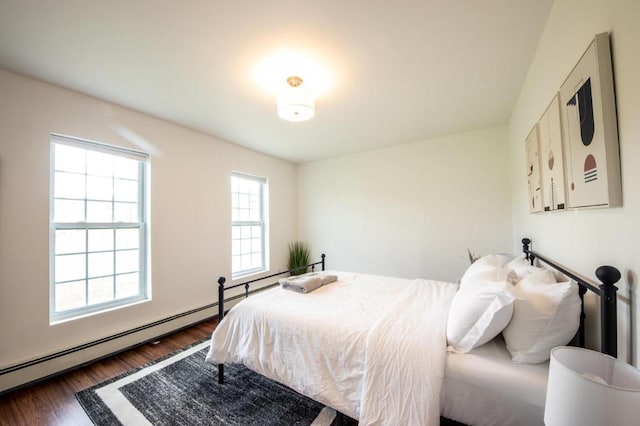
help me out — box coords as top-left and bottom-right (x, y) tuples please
(287, 241), (310, 276)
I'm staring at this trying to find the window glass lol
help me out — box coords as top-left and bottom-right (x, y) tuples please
(231, 173), (267, 277)
(50, 135), (148, 322)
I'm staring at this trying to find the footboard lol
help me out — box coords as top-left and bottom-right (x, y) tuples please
(215, 254), (326, 384)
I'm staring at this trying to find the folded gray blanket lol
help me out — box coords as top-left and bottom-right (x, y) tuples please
(319, 274), (337, 285)
(279, 273), (338, 293)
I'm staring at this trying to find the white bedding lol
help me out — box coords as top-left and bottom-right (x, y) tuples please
(442, 336), (548, 426)
(206, 271), (549, 425)
(206, 272), (457, 424)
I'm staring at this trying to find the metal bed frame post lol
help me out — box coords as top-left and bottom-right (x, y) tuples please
(217, 276), (226, 384)
(597, 265), (620, 357)
(522, 238), (620, 358)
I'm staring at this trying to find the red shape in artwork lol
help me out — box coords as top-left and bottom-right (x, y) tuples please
(583, 154), (597, 183)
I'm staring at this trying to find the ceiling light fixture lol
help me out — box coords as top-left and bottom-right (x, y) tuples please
(277, 76), (315, 122)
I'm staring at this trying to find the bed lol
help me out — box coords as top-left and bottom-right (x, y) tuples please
(205, 238), (621, 425)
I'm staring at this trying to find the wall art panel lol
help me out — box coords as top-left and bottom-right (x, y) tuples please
(559, 32), (621, 208)
(539, 94), (566, 211)
(526, 124), (543, 213)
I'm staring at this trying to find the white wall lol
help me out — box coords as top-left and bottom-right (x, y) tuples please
(508, 0), (640, 364)
(0, 69), (297, 391)
(298, 126), (512, 283)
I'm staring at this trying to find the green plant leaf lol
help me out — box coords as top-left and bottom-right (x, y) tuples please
(287, 241), (310, 276)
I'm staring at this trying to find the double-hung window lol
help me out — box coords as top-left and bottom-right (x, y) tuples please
(231, 172), (267, 277)
(50, 134), (149, 322)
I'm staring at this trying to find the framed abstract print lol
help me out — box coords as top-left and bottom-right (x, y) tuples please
(539, 94), (566, 211)
(559, 32), (621, 208)
(526, 124), (543, 213)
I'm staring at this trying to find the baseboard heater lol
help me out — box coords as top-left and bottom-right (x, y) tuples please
(0, 286), (267, 395)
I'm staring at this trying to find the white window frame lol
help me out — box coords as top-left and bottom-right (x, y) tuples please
(231, 172), (268, 278)
(50, 134), (149, 323)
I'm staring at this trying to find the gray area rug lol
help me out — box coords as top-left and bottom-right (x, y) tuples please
(76, 341), (335, 425)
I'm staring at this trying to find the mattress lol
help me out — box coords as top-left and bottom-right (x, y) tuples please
(442, 336), (548, 426)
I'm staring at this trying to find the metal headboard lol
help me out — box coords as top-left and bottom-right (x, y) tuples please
(521, 238), (620, 357)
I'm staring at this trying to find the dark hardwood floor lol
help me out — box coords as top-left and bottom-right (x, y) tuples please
(0, 319), (217, 426)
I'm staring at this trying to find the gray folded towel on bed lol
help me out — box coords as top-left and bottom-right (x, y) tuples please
(319, 274), (338, 285)
(279, 273), (338, 293)
(279, 274), (323, 293)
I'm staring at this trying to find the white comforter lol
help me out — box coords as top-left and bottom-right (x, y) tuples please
(205, 272), (457, 425)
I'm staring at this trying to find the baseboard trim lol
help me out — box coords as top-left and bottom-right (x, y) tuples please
(0, 302), (217, 378)
(0, 284), (274, 396)
(0, 313), (214, 397)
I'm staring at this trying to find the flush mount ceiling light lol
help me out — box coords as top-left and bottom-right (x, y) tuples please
(277, 76), (315, 122)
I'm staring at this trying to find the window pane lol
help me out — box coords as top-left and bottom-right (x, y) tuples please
(114, 179), (137, 202)
(88, 229), (114, 252)
(240, 254), (251, 270)
(54, 172), (85, 199)
(232, 256), (240, 273)
(232, 226), (240, 239)
(55, 254), (86, 283)
(116, 228), (139, 249)
(238, 179), (258, 195)
(55, 229), (86, 255)
(251, 226), (261, 237)
(239, 194), (249, 209)
(248, 180), (260, 195)
(87, 150), (114, 177)
(249, 200), (260, 221)
(251, 253), (262, 268)
(240, 226), (251, 239)
(114, 157), (139, 180)
(54, 199), (85, 222)
(88, 252), (114, 278)
(86, 175), (113, 201)
(51, 138), (148, 322)
(114, 202), (138, 222)
(241, 239), (250, 254)
(231, 176), (239, 193)
(116, 273), (139, 298)
(55, 280), (86, 311)
(88, 276), (114, 305)
(116, 250), (139, 274)
(55, 144), (85, 174)
(87, 201), (113, 222)
(232, 239), (240, 256)
(251, 238), (261, 252)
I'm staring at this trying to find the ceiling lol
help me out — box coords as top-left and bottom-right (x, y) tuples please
(0, 0), (553, 163)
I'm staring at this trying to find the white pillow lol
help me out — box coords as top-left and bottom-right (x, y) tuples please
(460, 255), (509, 287)
(496, 253), (517, 267)
(505, 256), (546, 281)
(502, 271), (580, 364)
(447, 279), (515, 353)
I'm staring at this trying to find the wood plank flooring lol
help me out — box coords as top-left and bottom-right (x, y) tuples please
(0, 319), (217, 426)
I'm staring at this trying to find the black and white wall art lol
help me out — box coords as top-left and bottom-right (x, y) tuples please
(559, 32), (621, 208)
(539, 94), (567, 211)
(526, 124), (543, 213)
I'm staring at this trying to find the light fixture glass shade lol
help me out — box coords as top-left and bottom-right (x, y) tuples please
(277, 84), (315, 122)
(545, 346), (640, 426)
